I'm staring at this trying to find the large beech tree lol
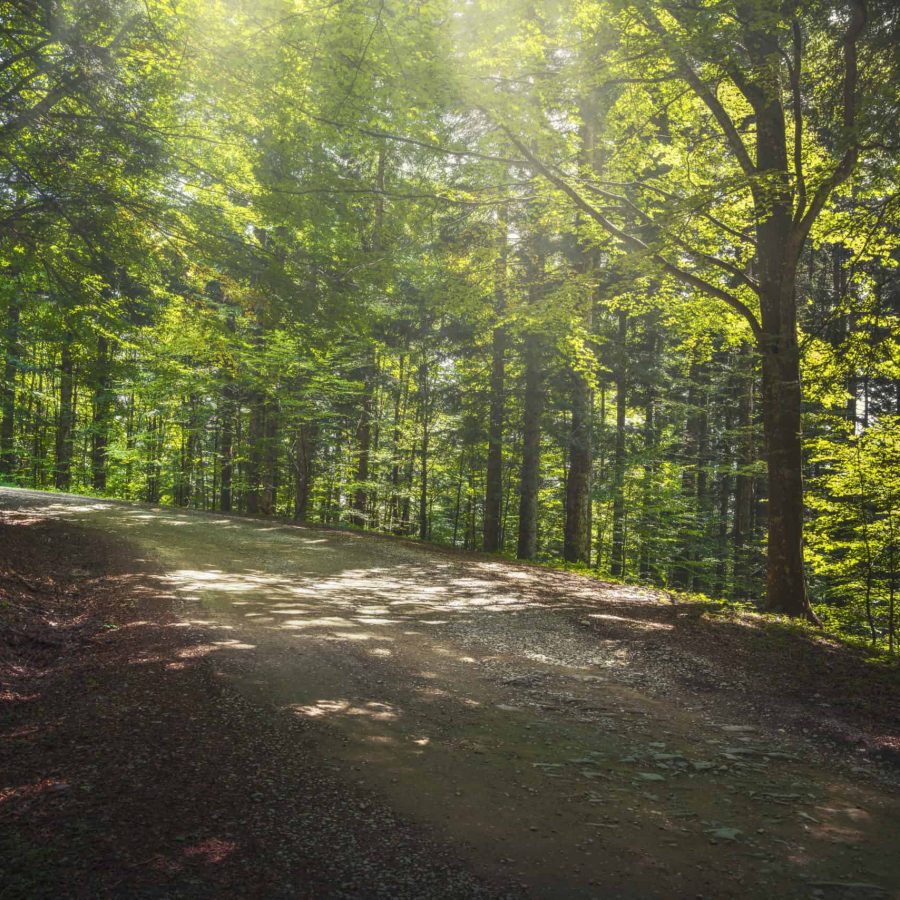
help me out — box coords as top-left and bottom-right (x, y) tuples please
(480, 0), (892, 620)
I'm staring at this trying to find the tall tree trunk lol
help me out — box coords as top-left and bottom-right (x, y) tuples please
(833, 247), (858, 426)
(321, 435), (340, 525)
(563, 260), (594, 565)
(54, 333), (74, 491)
(483, 221), (507, 552)
(516, 329), (543, 560)
(751, 33), (820, 621)
(389, 353), (409, 533)
(483, 353), (505, 547)
(564, 101), (602, 565)
(293, 422), (318, 521)
(639, 326), (659, 581)
(245, 391), (264, 515)
(516, 245), (545, 561)
(124, 388), (135, 495)
(451, 451), (466, 546)
(400, 398), (417, 535)
(757, 262), (810, 618)
(175, 397), (198, 508)
(690, 362), (712, 589)
(218, 301), (237, 513)
(260, 399), (279, 515)
(672, 359), (704, 588)
(32, 367), (45, 487)
(348, 146), (387, 528)
(759, 335), (811, 618)
(146, 415), (161, 504)
(594, 381), (607, 569)
(714, 408), (733, 598)
(564, 365), (592, 564)
(0, 294), (21, 476)
(418, 357), (429, 542)
(352, 358), (375, 527)
(22, 344), (37, 479)
(610, 311), (627, 577)
(91, 335), (113, 492)
(175, 430), (187, 506)
(696, 375), (709, 512)
(733, 348), (755, 599)
(400, 460), (413, 534)
(219, 385), (235, 512)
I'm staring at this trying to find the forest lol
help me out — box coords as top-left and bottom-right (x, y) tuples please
(1, 0), (898, 649)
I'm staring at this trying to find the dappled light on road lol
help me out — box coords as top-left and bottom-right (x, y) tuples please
(291, 700), (401, 722)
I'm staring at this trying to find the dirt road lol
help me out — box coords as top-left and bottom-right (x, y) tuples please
(2, 487), (900, 899)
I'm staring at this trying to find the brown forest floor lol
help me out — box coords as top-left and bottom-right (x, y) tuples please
(1, 491), (900, 899)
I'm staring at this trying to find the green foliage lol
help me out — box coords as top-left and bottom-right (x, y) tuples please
(808, 417), (899, 652)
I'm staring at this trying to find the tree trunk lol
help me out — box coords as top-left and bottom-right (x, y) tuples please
(639, 334), (658, 581)
(483, 225), (507, 552)
(389, 353), (409, 533)
(352, 359), (374, 527)
(54, 334), (74, 491)
(90, 334), (113, 493)
(245, 391), (264, 515)
(260, 399), (278, 515)
(594, 381), (607, 569)
(610, 311), (627, 577)
(349, 147), (386, 527)
(400, 396), (417, 535)
(733, 348), (755, 599)
(563, 256), (594, 566)
(483, 328), (505, 550)
(0, 294), (21, 476)
(219, 385), (235, 512)
(218, 302), (237, 513)
(516, 329), (543, 560)
(293, 422), (318, 521)
(124, 389), (135, 495)
(756, 222), (814, 619)
(418, 357), (429, 542)
(752, 38), (819, 622)
(564, 366), (592, 564)
(175, 397), (199, 508)
(564, 101), (602, 565)
(833, 247), (858, 426)
(715, 461), (732, 597)
(452, 451), (465, 546)
(759, 336), (814, 619)
(146, 415), (161, 504)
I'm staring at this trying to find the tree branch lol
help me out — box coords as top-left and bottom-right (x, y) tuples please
(789, 19), (806, 222)
(791, 0), (866, 249)
(501, 127), (763, 342)
(596, 177), (757, 245)
(576, 178), (760, 293)
(0, 14), (143, 143)
(637, 4), (758, 183)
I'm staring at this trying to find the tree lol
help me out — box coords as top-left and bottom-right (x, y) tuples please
(482, 0), (897, 620)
